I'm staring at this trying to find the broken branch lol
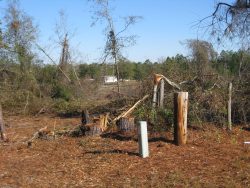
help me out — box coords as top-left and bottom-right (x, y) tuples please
(27, 126), (48, 147)
(113, 94), (149, 123)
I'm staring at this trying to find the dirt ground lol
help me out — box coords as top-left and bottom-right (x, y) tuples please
(0, 115), (250, 188)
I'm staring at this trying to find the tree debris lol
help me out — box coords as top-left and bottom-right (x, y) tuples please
(113, 94), (149, 123)
(27, 126), (49, 147)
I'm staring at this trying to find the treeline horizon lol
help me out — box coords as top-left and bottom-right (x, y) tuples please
(75, 49), (249, 80)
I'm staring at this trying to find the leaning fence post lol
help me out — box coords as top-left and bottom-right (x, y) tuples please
(228, 82), (232, 131)
(174, 92), (188, 145)
(138, 121), (149, 158)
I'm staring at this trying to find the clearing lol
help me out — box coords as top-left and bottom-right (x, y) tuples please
(0, 115), (249, 187)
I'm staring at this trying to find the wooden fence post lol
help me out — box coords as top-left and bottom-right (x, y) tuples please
(174, 92), (188, 145)
(228, 82), (232, 130)
(0, 105), (7, 142)
(138, 121), (149, 158)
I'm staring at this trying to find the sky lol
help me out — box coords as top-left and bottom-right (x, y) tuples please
(0, 0), (236, 63)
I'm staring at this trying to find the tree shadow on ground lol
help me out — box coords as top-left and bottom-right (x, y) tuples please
(101, 132), (138, 141)
(242, 127), (250, 131)
(101, 132), (174, 144)
(148, 137), (174, 144)
(85, 149), (139, 156)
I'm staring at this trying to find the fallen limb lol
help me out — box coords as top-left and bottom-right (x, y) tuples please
(27, 126), (48, 147)
(207, 83), (221, 91)
(113, 94), (149, 123)
(35, 102), (58, 116)
(179, 76), (198, 85)
(160, 75), (181, 90)
(35, 42), (71, 82)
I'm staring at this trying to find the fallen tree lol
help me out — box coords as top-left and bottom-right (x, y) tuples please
(113, 94), (149, 123)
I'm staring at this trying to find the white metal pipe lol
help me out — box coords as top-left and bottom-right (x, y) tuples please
(138, 121), (149, 158)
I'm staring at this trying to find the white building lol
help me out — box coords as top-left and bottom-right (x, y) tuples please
(103, 76), (117, 84)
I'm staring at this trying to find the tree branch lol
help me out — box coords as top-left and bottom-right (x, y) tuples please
(35, 42), (71, 82)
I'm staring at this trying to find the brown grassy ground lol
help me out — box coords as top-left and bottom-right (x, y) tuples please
(0, 115), (249, 188)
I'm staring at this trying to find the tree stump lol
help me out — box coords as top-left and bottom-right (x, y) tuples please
(81, 109), (91, 125)
(84, 123), (103, 136)
(117, 117), (135, 132)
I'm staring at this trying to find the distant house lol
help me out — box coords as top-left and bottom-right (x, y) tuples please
(103, 76), (117, 84)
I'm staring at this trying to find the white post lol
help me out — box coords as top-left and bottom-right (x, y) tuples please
(138, 121), (149, 158)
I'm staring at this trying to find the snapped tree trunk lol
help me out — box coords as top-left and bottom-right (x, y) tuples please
(152, 84), (158, 108)
(159, 79), (165, 108)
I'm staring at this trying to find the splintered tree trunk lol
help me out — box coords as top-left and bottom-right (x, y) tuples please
(174, 92), (188, 145)
(112, 94), (149, 123)
(159, 79), (165, 108)
(0, 105), (7, 141)
(152, 84), (158, 108)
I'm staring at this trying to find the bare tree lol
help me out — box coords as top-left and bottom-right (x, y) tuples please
(90, 0), (142, 93)
(198, 0), (250, 45)
(186, 39), (216, 84)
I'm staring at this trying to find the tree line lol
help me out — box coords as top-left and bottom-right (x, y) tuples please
(77, 50), (250, 81)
